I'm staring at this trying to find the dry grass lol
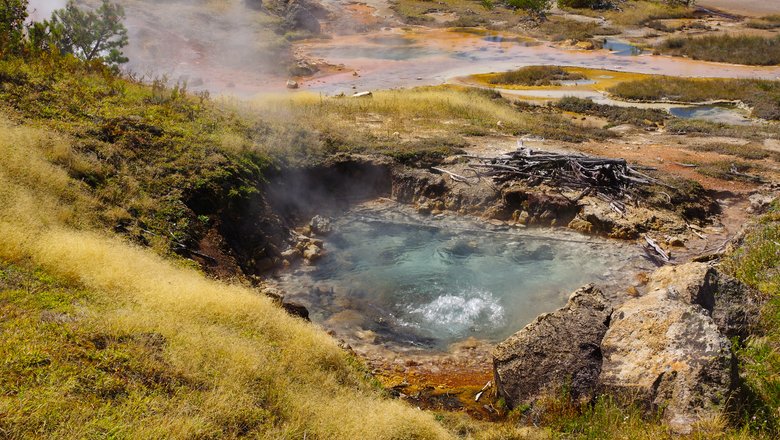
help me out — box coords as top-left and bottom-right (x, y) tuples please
(0, 119), (451, 439)
(535, 16), (619, 41)
(605, 0), (694, 26)
(746, 15), (780, 30)
(687, 142), (780, 161)
(390, 0), (530, 28)
(247, 86), (612, 158)
(568, 1), (694, 26)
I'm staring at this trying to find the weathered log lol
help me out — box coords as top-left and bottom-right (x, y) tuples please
(644, 235), (671, 263)
(431, 167), (471, 184)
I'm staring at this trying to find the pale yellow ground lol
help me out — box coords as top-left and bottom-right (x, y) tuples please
(700, 1), (780, 17)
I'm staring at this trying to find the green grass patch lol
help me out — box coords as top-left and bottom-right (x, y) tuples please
(694, 160), (764, 182)
(608, 76), (780, 121)
(723, 199), (780, 298)
(553, 96), (668, 128)
(658, 34), (780, 66)
(535, 17), (619, 41)
(488, 66), (586, 86)
(0, 55), (275, 255)
(746, 15), (780, 30)
(687, 142), (780, 161)
(723, 200), (780, 434)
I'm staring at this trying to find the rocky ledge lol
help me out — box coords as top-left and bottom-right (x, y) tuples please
(393, 163), (718, 241)
(493, 262), (763, 435)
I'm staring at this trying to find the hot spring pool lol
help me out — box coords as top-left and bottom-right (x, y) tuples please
(276, 205), (650, 350)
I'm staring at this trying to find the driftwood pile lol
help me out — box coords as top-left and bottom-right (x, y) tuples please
(430, 141), (689, 264)
(463, 145), (668, 212)
(455, 143), (681, 264)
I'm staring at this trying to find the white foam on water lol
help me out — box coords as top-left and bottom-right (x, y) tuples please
(405, 289), (505, 336)
(277, 206), (654, 349)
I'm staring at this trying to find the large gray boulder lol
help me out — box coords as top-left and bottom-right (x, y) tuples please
(645, 262), (718, 312)
(493, 285), (612, 408)
(285, 1), (321, 34)
(493, 262), (756, 434)
(600, 263), (738, 435)
(646, 262), (762, 340)
(711, 272), (764, 341)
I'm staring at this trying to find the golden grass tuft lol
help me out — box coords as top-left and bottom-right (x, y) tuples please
(247, 86), (609, 155)
(0, 119), (451, 439)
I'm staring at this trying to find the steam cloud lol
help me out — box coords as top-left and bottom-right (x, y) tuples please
(30, 0), (301, 95)
(27, 0), (67, 21)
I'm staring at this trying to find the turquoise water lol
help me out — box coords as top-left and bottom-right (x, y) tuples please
(602, 39), (643, 56)
(278, 207), (648, 350)
(669, 105), (753, 125)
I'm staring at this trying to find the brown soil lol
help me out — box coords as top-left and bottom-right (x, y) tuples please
(366, 339), (499, 419)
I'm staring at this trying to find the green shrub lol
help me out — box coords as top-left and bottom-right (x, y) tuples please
(506, 0), (553, 17)
(554, 96), (668, 127)
(0, 0), (28, 57)
(488, 66), (586, 85)
(557, 0), (611, 9)
(608, 76), (780, 121)
(658, 34), (780, 66)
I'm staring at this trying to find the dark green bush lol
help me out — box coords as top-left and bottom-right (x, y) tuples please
(554, 96), (668, 127)
(489, 66), (585, 86)
(557, 0), (612, 9)
(658, 34), (780, 66)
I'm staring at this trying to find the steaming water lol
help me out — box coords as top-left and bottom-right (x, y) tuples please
(302, 28), (780, 96)
(276, 205), (651, 351)
(309, 45), (442, 61)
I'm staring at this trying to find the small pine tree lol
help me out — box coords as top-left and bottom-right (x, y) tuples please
(507, 0), (553, 18)
(0, 0), (29, 57)
(50, 0), (129, 66)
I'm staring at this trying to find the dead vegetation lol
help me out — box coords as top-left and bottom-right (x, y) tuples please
(466, 145), (663, 203)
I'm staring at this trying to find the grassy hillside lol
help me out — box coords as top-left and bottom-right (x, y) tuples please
(0, 118), (452, 439)
(1, 50), (780, 438)
(0, 55), (276, 260)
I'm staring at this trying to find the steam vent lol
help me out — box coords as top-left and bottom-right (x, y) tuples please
(3, 0), (779, 438)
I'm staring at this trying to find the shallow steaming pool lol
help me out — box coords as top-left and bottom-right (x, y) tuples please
(276, 204), (650, 351)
